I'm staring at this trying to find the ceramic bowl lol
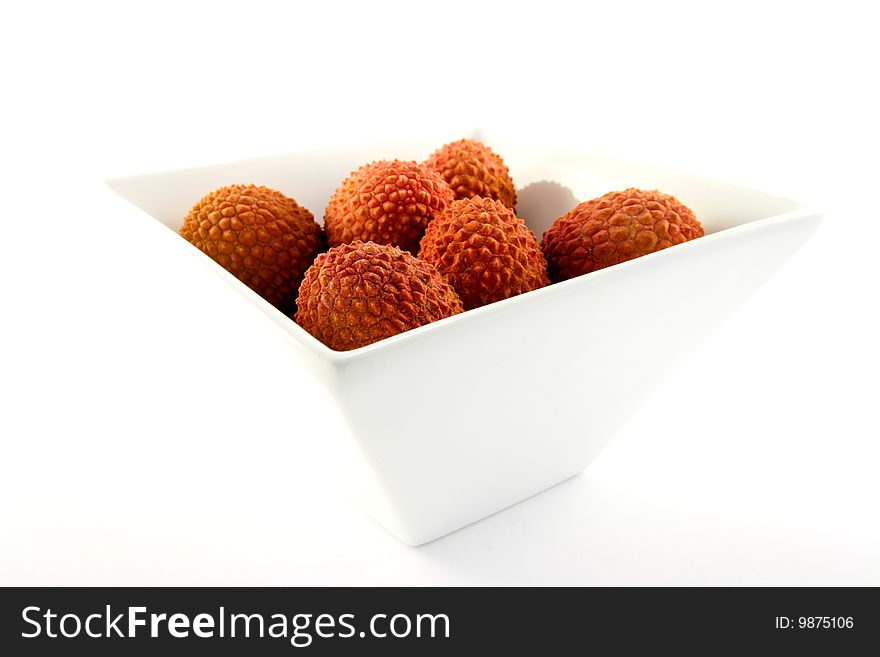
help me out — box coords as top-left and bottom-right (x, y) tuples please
(108, 138), (821, 544)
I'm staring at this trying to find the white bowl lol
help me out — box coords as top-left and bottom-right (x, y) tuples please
(108, 138), (821, 545)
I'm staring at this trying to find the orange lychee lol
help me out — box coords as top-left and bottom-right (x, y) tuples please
(180, 184), (323, 312)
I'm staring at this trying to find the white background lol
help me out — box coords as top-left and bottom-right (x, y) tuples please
(1, 0), (878, 585)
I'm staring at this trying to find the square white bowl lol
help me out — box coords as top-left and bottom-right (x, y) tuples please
(108, 138), (821, 545)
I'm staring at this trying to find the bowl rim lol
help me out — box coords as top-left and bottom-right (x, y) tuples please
(105, 147), (821, 365)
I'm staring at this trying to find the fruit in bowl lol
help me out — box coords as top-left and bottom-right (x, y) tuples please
(425, 138), (517, 209)
(541, 188), (704, 282)
(176, 141), (706, 351)
(179, 184), (322, 313)
(294, 241), (463, 351)
(323, 159), (453, 255)
(419, 196), (549, 310)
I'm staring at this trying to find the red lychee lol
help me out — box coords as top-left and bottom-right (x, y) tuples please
(323, 160), (453, 255)
(419, 197), (549, 310)
(541, 188), (704, 281)
(295, 241), (463, 351)
(425, 138), (517, 208)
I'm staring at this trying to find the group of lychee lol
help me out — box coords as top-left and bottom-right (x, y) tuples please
(179, 139), (704, 350)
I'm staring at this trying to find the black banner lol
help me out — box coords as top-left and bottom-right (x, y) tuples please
(1, 587), (876, 654)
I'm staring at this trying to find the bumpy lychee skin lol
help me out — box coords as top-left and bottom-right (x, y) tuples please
(425, 139), (517, 208)
(323, 160), (454, 255)
(180, 184), (323, 312)
(541, 188), (704, 282)
(419, 197), (549, 310)
(295, 241), (463, 351)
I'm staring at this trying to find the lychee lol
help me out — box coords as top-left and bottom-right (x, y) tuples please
(323, 160), (453, 255)
(541, 188), (704, 281)
(295, 241), (463, 351)
(180, 184), (323, 312)
(419, 197), (549, 310)
(425, 139), (517, 208)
